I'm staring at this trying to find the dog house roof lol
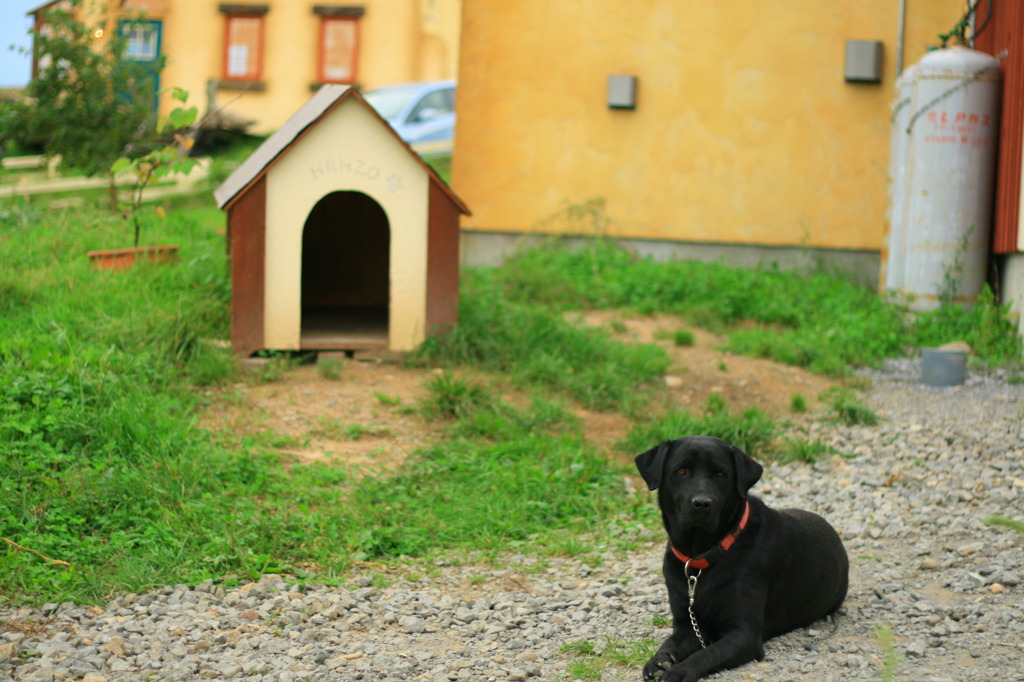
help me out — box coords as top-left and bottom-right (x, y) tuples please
(213, 84), (469, 214)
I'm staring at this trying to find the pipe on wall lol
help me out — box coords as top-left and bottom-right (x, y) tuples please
(896, 0), (907, 75)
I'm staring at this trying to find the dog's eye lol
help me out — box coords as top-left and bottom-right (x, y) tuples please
(676, 468), (688, 476)
(714, 471), (727, 478)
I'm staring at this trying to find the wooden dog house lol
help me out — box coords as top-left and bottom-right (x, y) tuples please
(214, 85), (469, 357)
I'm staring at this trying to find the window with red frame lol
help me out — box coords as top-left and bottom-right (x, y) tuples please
(314, 7), (364, 85)
(319, 17), (358, 83)
(221, 6), (267, 82)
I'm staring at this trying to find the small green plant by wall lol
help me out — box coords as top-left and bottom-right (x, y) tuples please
(110, 88), (199, 247)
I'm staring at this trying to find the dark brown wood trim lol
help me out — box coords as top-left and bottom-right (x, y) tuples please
(219, 4), (269, 15)
(230, 175), (267, 357)
(309, 81), (359, 91)
(425, 180), (461, 336)
(217, 79), (267, 93)
(313, 6), (365, 18)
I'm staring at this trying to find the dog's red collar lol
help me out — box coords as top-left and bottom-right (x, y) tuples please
(671, 500), (751, 570)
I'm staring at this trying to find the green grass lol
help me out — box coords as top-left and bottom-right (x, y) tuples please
(619, 395), (777, 460)
(411, 278), (669, 411)
(912, 285), (1022, 367)
(419, 153), (451, 184)
(559, 637), (657, 680)
(0, 230), (630, 597)
(310, 418), (390, 441)
(481, 238), (1021, 373)
(564, 658), (603, 680)
(417, 372), (494, 420)
(317, 358), (344, 380)
(374, 392), (402, 406)
(0, 195), (645, 602)
(984, 516), (1024, 535)
(822, 387), (880, 426)
(342, 433), (623, 559)
(482, 238), (909, 375)
(2, 175), (1022, 605)
(672, 329), (696, 347)
(776, 436), (835, 464)
(876, 622), (900, 682)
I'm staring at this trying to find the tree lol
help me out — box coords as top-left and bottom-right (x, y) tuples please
(1, 1), (161, 207)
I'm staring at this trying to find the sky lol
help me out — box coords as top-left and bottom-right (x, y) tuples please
(0, 0), (40, 88)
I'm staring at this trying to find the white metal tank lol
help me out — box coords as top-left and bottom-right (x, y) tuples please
(900, 46), (1001, 311)
(881, 63), (917, 300)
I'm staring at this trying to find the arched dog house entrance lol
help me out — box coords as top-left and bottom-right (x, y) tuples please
(300, 191), (390, 349)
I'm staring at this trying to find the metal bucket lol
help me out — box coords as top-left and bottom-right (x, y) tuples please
(920, 348), (967, 387)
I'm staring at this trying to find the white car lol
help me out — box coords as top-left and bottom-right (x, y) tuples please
(362, 80), (456, 149)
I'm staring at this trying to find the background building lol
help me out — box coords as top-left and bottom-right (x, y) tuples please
(28, 0), (462, 133)
(451, 1), (965, 286)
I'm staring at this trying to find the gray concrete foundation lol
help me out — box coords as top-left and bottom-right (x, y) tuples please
(460, 230), (881, 289)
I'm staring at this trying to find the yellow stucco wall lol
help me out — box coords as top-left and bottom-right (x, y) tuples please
(453, 1), (965, 251)
(111, 0), (461, 132)
(263, 98), (430, 351)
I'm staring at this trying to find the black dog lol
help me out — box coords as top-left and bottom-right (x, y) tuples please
(635, 436), (848, 682)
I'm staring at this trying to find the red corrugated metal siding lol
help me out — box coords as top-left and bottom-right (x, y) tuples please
(976, 2), (1024, 254)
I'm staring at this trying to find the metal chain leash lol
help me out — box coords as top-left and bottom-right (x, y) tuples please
(683, 558), (841, 656)
(683, 560), (707, 649)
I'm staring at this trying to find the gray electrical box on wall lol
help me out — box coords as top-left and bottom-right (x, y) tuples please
(845, 40), (883, 83)
(607, 75), (637, 109)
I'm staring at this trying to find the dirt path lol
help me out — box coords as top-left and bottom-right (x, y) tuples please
(200, 313), (839, 468)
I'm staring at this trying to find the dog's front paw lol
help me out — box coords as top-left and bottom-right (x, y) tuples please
(642, 653), (674, 681)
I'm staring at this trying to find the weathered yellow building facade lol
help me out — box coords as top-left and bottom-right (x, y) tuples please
(452, 1), (965, 274)
(30, 0), (461, 133)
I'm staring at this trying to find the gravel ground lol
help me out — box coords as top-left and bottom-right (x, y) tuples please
(1, 358), (1023, 682)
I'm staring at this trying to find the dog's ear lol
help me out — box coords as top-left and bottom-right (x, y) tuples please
(635, 441), (671, 491)
(730, 444), (763, 498)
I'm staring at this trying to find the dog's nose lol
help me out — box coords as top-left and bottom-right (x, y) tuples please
(691, 496), (713, 511)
